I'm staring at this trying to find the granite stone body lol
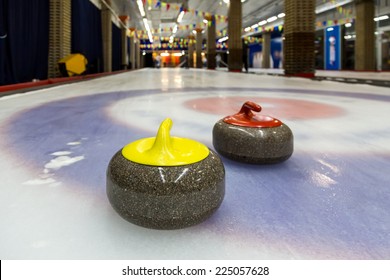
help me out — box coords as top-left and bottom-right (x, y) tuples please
(106, 149), (225, 230)
(213, 120), (293, 164)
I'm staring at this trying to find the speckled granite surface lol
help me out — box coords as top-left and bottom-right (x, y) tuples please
(107, 149), (225, 230)
(213, 120), (293, 164)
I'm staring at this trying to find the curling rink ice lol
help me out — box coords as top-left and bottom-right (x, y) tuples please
(0, 68), (390, 259)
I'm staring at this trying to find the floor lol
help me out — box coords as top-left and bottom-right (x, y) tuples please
(246, 68), (390, 87)
(1, 68), (389, 259)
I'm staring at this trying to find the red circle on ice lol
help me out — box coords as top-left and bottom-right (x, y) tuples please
(183, 97), (345, 120)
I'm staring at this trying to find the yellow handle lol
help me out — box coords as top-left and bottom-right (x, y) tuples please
(122, 118), (209, 166)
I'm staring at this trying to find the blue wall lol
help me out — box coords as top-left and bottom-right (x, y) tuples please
(324, 25), (341, 70)
(249, 37), (283, 69)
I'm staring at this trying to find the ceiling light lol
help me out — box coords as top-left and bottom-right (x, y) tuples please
(218, 36), (228, 43)
(136, 0), (145, 17)
(244, 27), (251, 32)
(147, 32), (153, 43)
(143, 18), (149, 30)
(222, 0), (246, 4)
(267, 16), (277, 23)
(374, 15), (389, 21)
(143, 18), (153, 43)
(251, 23), (259, 29)
(277, 13), (285, 18)
(258, 20), (267, 26)
(177, 11), (185, 23)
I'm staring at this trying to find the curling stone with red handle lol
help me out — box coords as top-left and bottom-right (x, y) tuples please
(213, 101), (293, 164)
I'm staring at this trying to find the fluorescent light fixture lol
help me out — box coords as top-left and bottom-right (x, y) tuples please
(251, 23), (259, 29)
(277, 13), (285, 18)
(143, 18), (153, 43)
(267, 16), (277, 23)
(327, 27), (334, 31)
(177, 11), (185, 22)
(223, 0), (246, 4)
(137, 0), (145, 17)
(374, 15), (389, 21)
(143, 18), (150, 31)
(258, 20), (267, 26)
(218, 36), (228, 43)
(172, 24), (178, 34)
(147, 32), (153, 42)
(244, 27), (251, 32)
(345, 23), (352, 28)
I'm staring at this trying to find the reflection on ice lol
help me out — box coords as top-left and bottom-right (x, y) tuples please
(310, 171), (337, 188)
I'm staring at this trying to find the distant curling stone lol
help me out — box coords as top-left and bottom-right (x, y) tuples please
(213, 101), (293, 164)
(107, 118), (225, 230)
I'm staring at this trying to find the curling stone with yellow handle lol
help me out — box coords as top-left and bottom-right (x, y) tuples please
(106, 118), (225, 229)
